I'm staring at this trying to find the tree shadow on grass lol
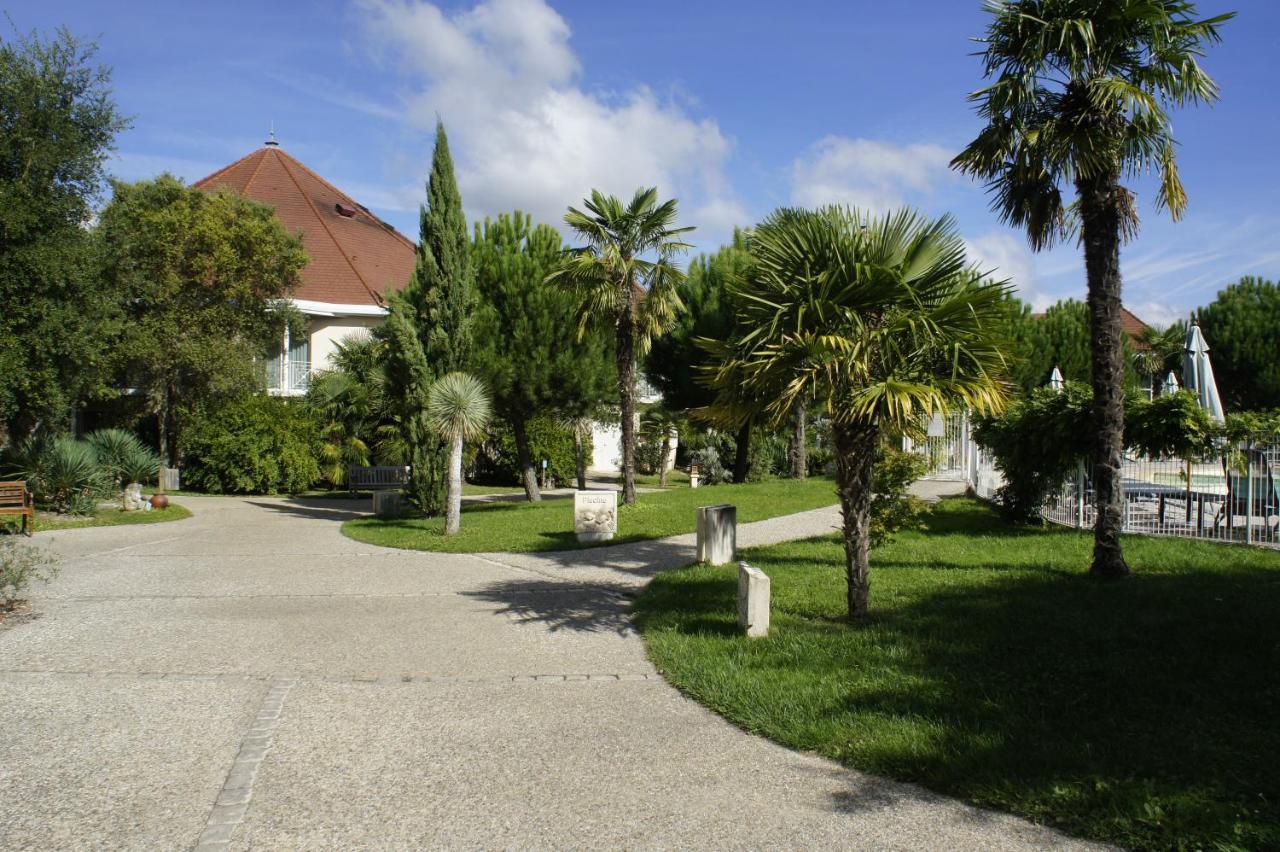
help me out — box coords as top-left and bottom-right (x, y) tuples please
(677, 562), (1279, 847)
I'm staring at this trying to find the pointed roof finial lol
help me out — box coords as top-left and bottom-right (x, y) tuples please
(265, 121), (279, 148)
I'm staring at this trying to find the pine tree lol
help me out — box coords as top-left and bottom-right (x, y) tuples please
(386, 120), (475, 515)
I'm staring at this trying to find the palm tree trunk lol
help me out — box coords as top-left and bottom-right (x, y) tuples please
(1078, 170), (1131, 580)
(617, 306), (638, 506)
(833, 422), (878, 620)
(658, 428), (672, 488)
(790, 403), (807, 479)
(512, 419), (541, 502)
(733, 422), (751, 483)
(445, 432), (463, 535)
(574, 425), (588, 490)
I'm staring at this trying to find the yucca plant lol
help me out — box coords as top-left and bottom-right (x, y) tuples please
(710, 206), (1009, 620)
(426, 372), (492, 535)
(10, 437), (108, 515)
(87, 429), (160, 489)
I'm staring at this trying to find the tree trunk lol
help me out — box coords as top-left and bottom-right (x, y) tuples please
(617, 299), (638, 506)
(790, 403), (807, 479)
(1077, 170), (1131, 580)
(574, 425), (588, 490)
(444, 432), (463, 535)
(512, 419), (541, 502)
(733, 422), (751, 483)
(833, 422), (878, 620)
(658, 428), (672, 488)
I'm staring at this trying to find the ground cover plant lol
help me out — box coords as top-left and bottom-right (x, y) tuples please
(23, 502), (191, 531)
(636, 498), (1280, 850)
(342, 477), (836, 553)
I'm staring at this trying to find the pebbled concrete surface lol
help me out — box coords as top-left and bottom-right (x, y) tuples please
(0, 486), (1100, 850)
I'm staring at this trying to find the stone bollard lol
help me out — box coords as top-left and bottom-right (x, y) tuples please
(696, 504), (736, 565)
(737, 561), (770, 638)
(373, 490), (403, 518)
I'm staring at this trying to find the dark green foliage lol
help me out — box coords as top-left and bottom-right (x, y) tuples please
(1125, 390), (1218, 461)
(471, 211), (614, 497)
(182, 397), (320, 495)
(869, 445), (928, 546)
(1005, 299), (1093, 392)
(638, 499), (1280, 851)
(384, 121), (475, 514)
(1197, 276), (1280, 410)
(973, 383), (1094, 522)
(0, 28), (129, 442)
(471, 417), (586, 488)
(646, 229), (750, 411)
(96, 174), (308, 464)
(86, 428), (161, 489)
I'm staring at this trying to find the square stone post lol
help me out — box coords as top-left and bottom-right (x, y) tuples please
(737, 561), (770, 638)
(696, 504), (736, 564)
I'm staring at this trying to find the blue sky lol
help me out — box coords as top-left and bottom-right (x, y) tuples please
(15, 0), (1280, 325)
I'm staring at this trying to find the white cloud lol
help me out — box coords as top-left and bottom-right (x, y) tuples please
(963, 230), (1048, 307)
(357, 0), (744, 240)
(790, 136), (954, 212)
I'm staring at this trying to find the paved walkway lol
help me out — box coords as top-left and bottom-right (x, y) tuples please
(0, 491), (1098, 850)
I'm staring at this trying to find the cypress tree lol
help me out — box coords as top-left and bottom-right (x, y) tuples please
(386, 120), (475, 515)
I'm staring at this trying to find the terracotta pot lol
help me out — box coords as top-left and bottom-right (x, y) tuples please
(149, 494), (170, 509)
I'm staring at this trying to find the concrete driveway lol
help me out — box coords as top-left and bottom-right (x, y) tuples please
(0, 494), (1097, 850)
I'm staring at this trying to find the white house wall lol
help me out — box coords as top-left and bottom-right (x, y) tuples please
(308, 316), (382, 372)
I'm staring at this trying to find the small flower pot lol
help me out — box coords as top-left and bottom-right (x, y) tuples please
(149, 494), (170, 510)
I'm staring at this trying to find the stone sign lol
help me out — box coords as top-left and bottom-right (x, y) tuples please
(738, 561), (771, 639)
(574, 490), (617, 542)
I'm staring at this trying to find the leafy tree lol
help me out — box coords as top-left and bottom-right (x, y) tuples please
(1197, 276), (1280, 410)
(0, 27), (128, 443)
(380, 300), (436, 510)
(384, 120), (475, 515)
(426, 372), (491, 535)
(471, 211), (613, 501)
(645, 229), (758, 482)
(96, 175), (307, 464)
(549, 188), (692, 505)
(953, 0), (1232, 579)
(715, 206), (1008, 620)
(1008, 299), (1093, 392)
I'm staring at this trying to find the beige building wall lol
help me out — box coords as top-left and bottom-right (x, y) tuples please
(308, 316), (383, 372)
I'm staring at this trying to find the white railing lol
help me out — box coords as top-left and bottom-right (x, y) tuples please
(266, 359), (311, 396)
(908, 411), (1280, 549)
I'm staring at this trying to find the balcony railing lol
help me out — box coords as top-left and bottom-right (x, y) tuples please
(266, 359), (311, 395)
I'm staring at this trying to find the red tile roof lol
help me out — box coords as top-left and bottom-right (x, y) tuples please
(194, 145), (416, 308)
(1121, 307), (1151, 345)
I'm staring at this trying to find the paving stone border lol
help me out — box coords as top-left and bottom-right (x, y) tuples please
(195, 678), (296, 850)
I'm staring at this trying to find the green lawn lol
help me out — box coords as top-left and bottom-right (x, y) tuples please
(636, 498), (1280, 851)
(2, 502), (192, 532)
(341, 477), (837, 553)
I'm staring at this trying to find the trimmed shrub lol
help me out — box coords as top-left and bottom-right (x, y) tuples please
(870, 444), (929, 546)
(182, 396), (321, 494)
(471, 417), (586, 487)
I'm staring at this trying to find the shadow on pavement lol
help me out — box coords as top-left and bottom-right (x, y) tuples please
(463, 578), (637, 634)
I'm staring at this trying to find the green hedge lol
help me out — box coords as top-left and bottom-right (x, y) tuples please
(182, 396), (321, 494)
(471, 417), (587, 487)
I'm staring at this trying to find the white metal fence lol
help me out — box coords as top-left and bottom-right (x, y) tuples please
(910, 412), (1280, 549)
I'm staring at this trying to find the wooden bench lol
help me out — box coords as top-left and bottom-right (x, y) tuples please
(347, 465), (411, 494)
(0, 481), (35, 536)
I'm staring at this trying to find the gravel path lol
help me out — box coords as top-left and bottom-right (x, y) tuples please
(0, 488), (1101, 850)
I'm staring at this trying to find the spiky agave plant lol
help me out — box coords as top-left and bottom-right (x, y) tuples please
(426, 372), (492, 535)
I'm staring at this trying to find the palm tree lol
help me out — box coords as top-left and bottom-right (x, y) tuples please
(1132, 323), (1185, 397)
(426, 372), (492, 535)
(952, 0), (1232, 579)
(717, 206), (1008, 620)
(548, 188), (693, 505)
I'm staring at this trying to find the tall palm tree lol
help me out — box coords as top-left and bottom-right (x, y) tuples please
(426, 372), (492, 535)
(548, 188), (693, 505)
(952, 0), (1232, 579)
(717, 206), (1009, 620)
